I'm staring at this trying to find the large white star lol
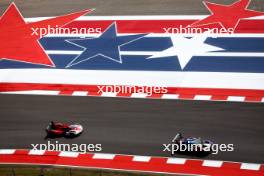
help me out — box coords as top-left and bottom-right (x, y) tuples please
(147, 34), (224, 69)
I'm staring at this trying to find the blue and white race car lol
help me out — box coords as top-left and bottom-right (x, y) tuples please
(172, 132), (214, 154)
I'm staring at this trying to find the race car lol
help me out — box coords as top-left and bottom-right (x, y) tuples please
(171, 132), (213, 154)
(46, 121), (83, 137)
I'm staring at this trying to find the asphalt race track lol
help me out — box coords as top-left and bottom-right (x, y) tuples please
(0, 94), (263, 163)
(0, 0), (263, 17)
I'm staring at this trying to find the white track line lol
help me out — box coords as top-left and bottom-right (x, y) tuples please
(167, 158), (186, 164)
(29, 150), (46, 155)
(0, 149), (16, 154)
(202, 160), (223, 168)
(131, 93), (148, 98)
(240, 163), (261, 170)
(92, 153), (115, 160)
(59, 151), (79, 158)
(132, 156), (151, 162)
(162, 94), (180, 99)
(227, 96), (245, 102)
(25, 15), (264, 22)
(101, 92), (118, 97)
(1, 90), (60, 95)
(194, 95), (212, 100)
(72, 91), (88, 96)
(46, 50), (264, 57)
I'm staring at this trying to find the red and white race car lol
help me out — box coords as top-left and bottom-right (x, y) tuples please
(46, 121), (83, 137)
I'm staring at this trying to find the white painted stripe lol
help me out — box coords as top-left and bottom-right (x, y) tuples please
(72, 91), (88, 96)
(25, 15), (264, 22)
(240, 163), (261, 171)
(45, 50), (264, 57)
(101, 92), (118, 97)
(44, 33), (264, 38)
(1, 69), (264, 90)
(131, 93), (148, 98)
(0, 149), (16, 154)
(122, 51), (264, 57)
(79, 15), (264, 20)
(166, 158), (186, 164)
(162, 94), (179, 99)
(59, 151), (79, 158)
(121, 51), (158, 56)
(24, 16), (208, 22)
(92, 153), (115, 160)
(46, 50), (81, 55)
(1, 90), (60, 95)
(194, 95), (212, 100)
(202, 160), (223, 167)
(227, 96), (245, 102)
(247, 16), (264, 20)
(61, 15), (208, 20)
(262, 97), (264, 102)
(132, 156), (151, 162)
(25, 90), (59, 95)
(46, 34), (100, 37)
(28, 150), (46, 155)
(197, 52), (264, 57)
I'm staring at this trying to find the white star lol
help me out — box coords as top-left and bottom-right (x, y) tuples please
(147, 34), (224, 69)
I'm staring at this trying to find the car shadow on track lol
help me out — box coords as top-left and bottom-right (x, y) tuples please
(44, 133), (82, 140)
(171, 151), (211, 158)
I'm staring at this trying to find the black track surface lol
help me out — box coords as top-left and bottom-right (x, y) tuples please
(0, 94), (263, 163)
(0, 0), (263, 17)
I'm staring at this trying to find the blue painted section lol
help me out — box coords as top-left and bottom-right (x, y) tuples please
(1, 30), (264, 73)
(65, 23), (147, 67)
(2, 54), (264, 73)
(40, 37), (264, 53)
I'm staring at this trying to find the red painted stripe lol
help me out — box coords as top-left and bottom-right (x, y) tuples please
(167, 87), (264, 98)
(0, 150), (263, 176)
(178, 94), (195, 99)
(59, 90), (74, 95)
(146, 93), (163, 98)
(211, 95), (229, 101)
(63, 19), (264, 33)
(0, 83), (263, 100)
(244, 96), (263, 102)
(44, 151), (60, 156)
(88, 91), (102, 96)
(116, 92), (133, 97)
(14, 150), (29, 155)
